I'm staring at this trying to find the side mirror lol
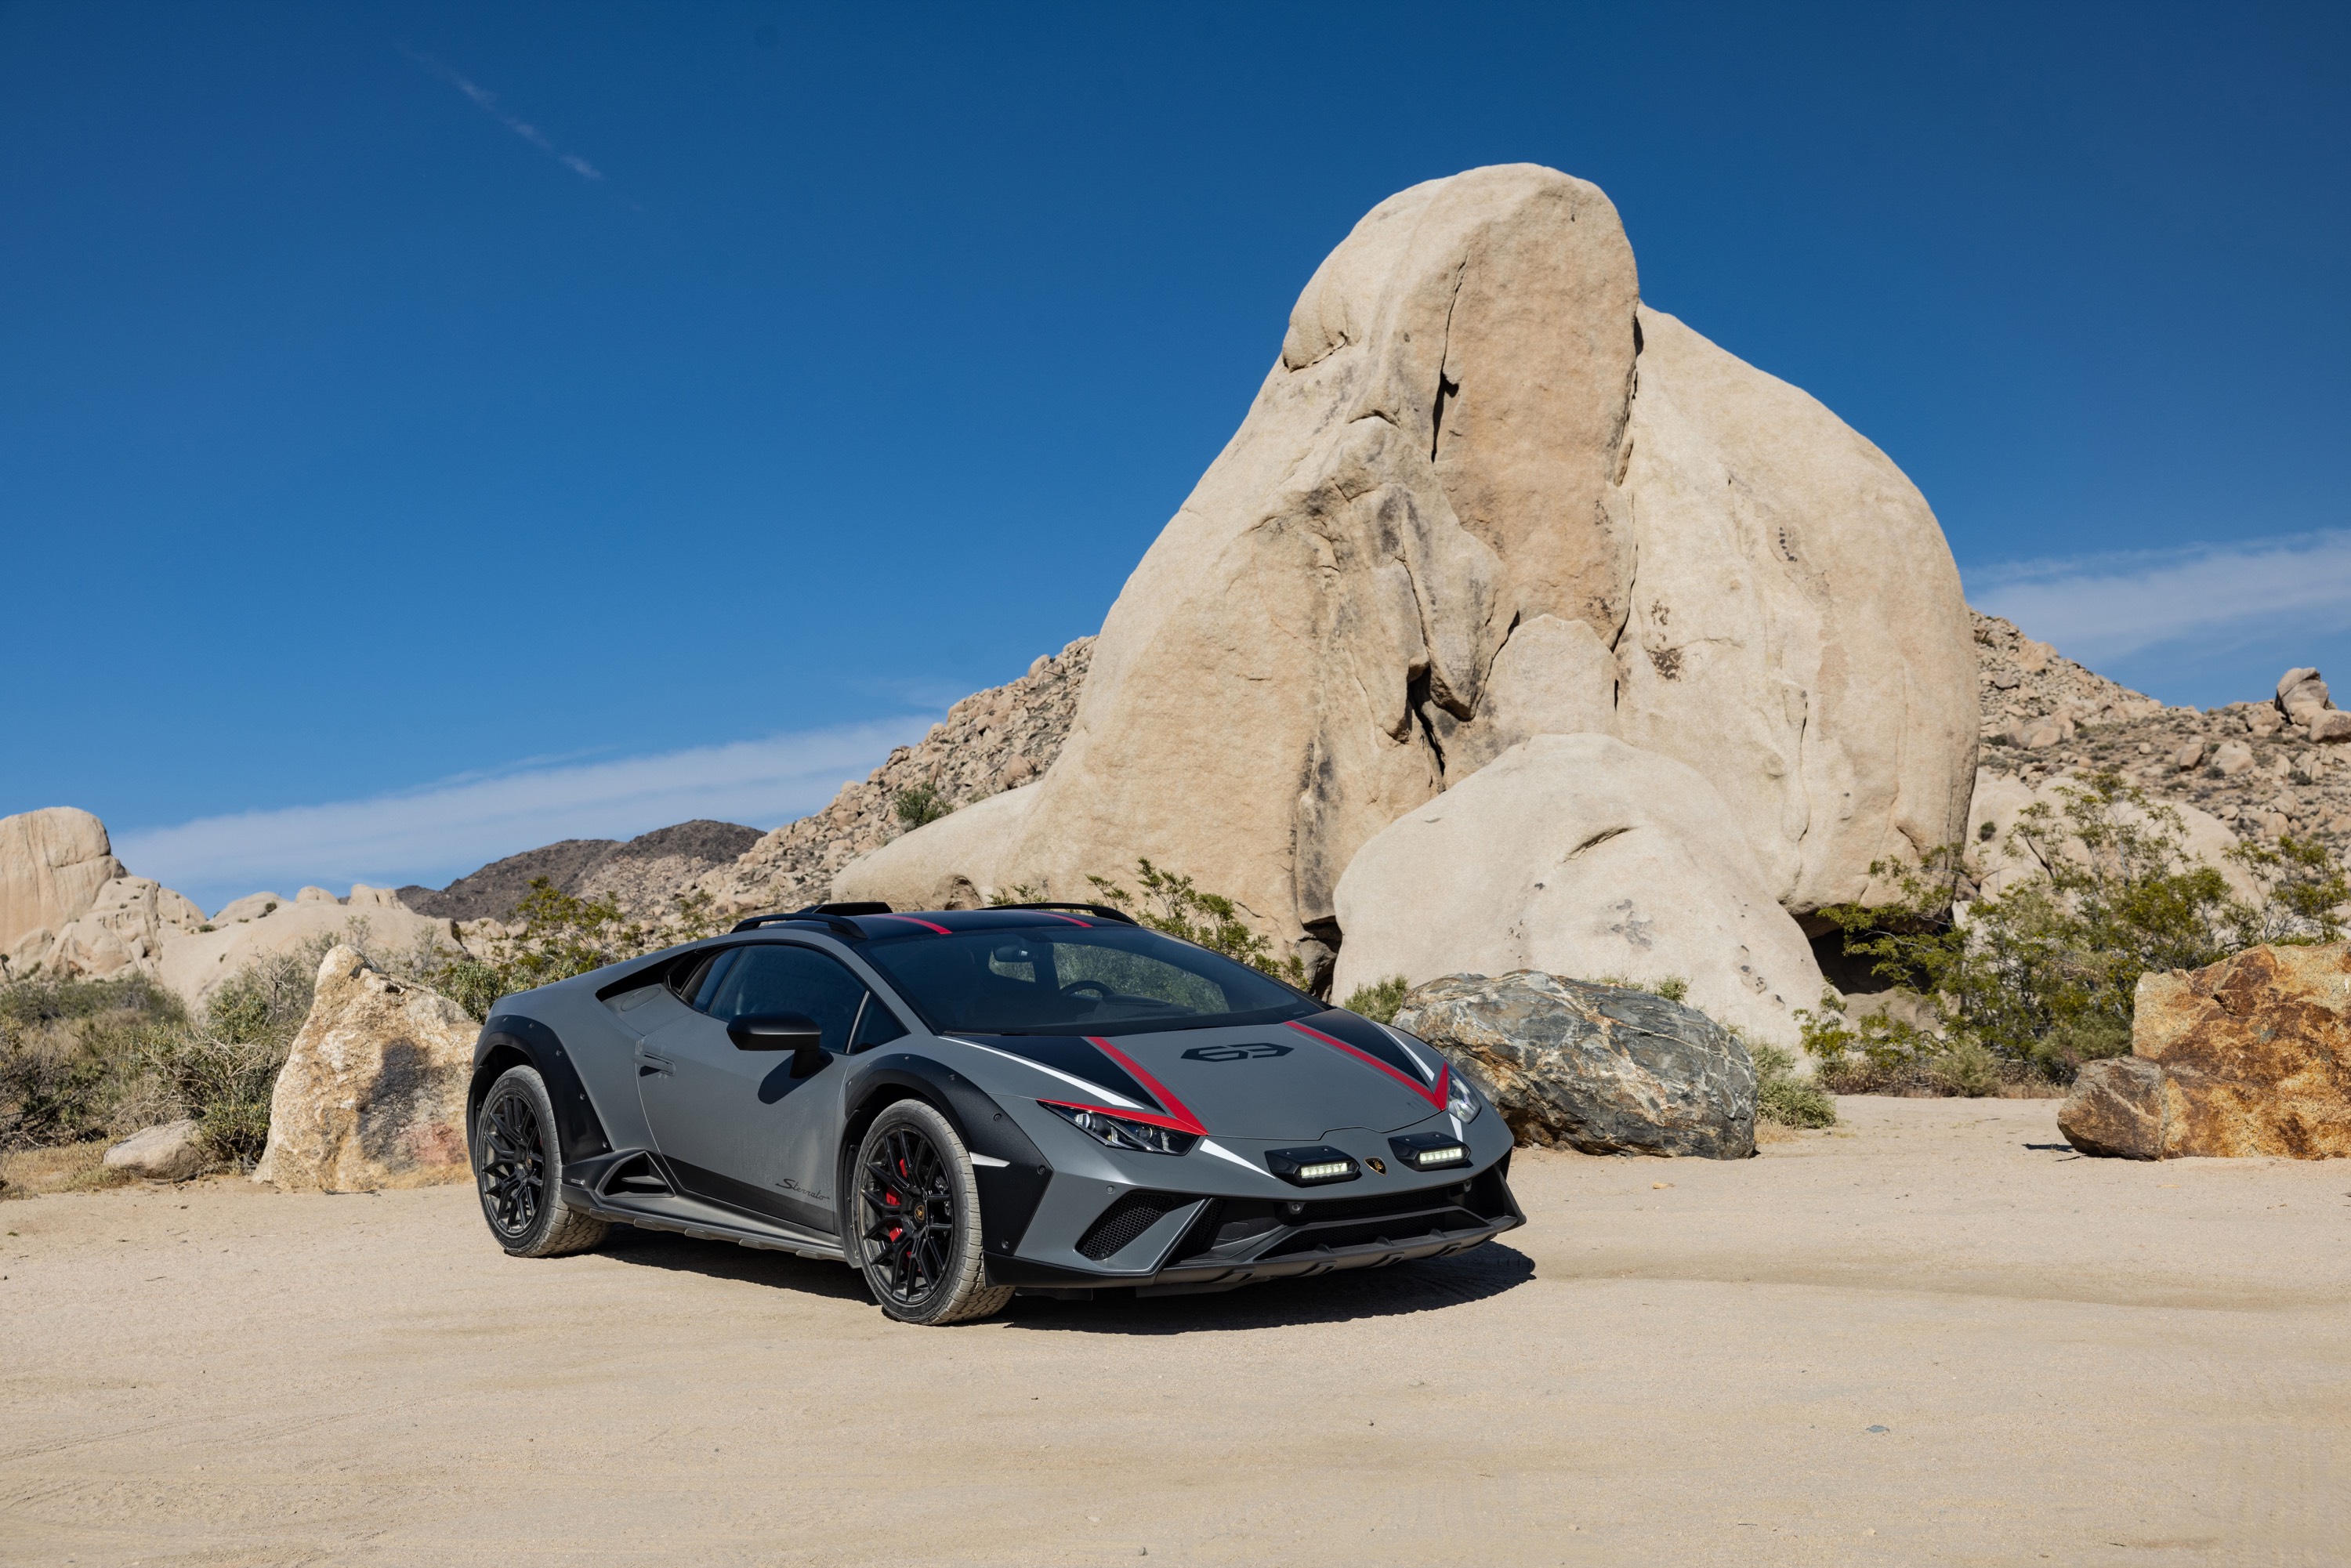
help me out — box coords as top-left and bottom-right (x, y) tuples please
(727, 1012), (829, 1077)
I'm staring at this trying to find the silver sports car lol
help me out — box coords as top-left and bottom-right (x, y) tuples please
(465, 901), (1523, 1324)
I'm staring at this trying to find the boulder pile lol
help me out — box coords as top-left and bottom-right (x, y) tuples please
(1393, 970), (1756, 1158)
(2059, 943), (2351, 1160)
(833, 164), (1980, 1037)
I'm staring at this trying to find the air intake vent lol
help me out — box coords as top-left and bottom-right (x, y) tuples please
(600, 1153), (672, 1198)
(1075, 1190), (1187, 1261)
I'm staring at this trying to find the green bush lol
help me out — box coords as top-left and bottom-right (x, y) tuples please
(1084, 860), (1310, 987)
(1800, 770), (2348, 1090)
(0, 975), (184, 1150)
(1751, 1042), (1837, 1128)
(894, 784), (952, 831)
(1342, 975), (1409, 1023)
(427, 879), (731, 1023)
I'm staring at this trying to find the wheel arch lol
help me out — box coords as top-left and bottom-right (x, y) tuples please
(470, 1014), (614, 1167)
(839, 1053), (1052, 1266)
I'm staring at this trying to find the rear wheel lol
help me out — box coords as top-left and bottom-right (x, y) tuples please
(851, 1100), (1012, 1325)
(473, 1065), (608, 1258)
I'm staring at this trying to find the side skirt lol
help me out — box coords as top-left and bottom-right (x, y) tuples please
(562, 1161), (846, 1263)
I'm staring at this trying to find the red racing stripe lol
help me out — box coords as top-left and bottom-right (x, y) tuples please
(1085, 1037), (1207, 1135)
(871, 914), (951, 934)
(1285, 1020), (1449, 1112)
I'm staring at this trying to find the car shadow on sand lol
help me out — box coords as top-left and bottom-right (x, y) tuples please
(999, 1243), (1538, 1334)
(589, 1223), (1534, 1328)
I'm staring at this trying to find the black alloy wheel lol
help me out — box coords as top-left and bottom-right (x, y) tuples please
(479, 1082), (547, 1240)
(860, 1122), (955, 1304)
(471, 1064), (609, 1258)
(849, 1100), (1012, 1324)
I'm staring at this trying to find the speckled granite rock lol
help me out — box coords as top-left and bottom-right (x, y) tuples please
(1393, 969), (1755, 1158)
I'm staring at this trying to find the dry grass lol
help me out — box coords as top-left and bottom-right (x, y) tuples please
(0, 1140), (130, 1200)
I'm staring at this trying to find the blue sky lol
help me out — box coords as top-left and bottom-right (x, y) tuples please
(3, 2), (2346, 909)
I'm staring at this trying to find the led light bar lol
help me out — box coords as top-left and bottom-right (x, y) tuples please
(1389, 1132), (1474, 1172)
(1265, 1145), (1361, 1186)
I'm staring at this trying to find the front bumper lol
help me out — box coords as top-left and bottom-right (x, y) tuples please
(984, 1153), (1524, 1297)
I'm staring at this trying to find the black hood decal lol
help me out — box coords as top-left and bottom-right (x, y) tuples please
(952, 1033), (1161, 1114)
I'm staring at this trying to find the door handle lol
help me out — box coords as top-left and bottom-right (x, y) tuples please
(636, 1050), (674, 1077)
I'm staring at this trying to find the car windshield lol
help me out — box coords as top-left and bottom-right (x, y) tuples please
(861, 924), (1316, 1035)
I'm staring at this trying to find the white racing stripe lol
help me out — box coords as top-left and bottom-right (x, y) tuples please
(1194, 1139), (1261, 1173)
(1379, 1023), (1441, 1083)
(942, 1037), (1148, 1110)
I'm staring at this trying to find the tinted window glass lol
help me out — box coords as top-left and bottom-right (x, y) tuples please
(701, 944), (871, 1052)
(852, 996), (909, 1051)
(691, 949), (741, 1011)
(862, 925), (1311, 1035)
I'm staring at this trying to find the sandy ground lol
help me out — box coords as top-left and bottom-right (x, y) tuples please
(2, 1097), (2346, 1568)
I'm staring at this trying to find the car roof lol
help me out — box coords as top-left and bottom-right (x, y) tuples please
(738, 906), (1136, 942)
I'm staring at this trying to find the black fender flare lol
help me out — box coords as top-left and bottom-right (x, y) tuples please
(471, 1014), (614, 1168)
(839, 1052), (1050, 1265)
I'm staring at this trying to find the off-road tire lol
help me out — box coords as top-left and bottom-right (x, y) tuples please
(851, 1099), (1012, 1325)
(473, 1065), (608, 1258)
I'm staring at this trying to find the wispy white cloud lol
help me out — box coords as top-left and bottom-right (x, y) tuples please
(400, 46), (606, 183)
(1970, 531), (2351, 665)
(116, 719), (929, 911)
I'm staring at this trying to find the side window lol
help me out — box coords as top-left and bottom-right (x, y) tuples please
(689, 949), (741, 1012)
(701, 944), (871, 1054)
(852, 995), (909, 1052)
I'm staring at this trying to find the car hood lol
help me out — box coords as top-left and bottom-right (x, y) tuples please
(951, 1010), (1451, 1140)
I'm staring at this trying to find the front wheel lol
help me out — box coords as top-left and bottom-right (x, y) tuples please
(473, 1065), (608, 1258)
(850, 1101), (1012, 1325)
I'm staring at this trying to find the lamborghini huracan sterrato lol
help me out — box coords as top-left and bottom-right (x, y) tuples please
(465, 901), (1523, 1324)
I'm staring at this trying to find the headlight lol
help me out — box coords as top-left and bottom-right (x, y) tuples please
(1039, 1100), (1199, 1156)
(1444, 1066), (1483, 1124)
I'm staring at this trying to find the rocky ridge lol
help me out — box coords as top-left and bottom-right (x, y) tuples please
(1971, 610), (2351, 848)
(689, 638), (1094, 917)
(398, 819), (763, 922)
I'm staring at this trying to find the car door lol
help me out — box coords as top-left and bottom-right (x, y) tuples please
(634, 942), (878, 1235)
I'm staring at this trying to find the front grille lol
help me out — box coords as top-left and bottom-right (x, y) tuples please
(1076, 1190), (1189, 1261)
(1260, 1207), (1480, 1258)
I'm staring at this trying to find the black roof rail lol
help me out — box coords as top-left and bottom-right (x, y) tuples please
(729, 905), (872, 939)
(997, 901), (1139, 926)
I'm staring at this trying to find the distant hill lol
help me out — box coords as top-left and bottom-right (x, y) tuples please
(397, 819), (763, 922)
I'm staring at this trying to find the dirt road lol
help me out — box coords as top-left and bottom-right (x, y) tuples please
(3, 1097), (2346, 1566)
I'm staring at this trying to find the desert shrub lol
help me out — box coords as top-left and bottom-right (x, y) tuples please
(1342, 975), (1410, 1023)
(429, 879), (730, 1023)
(1594, 973), (1690, 1003)
(1801, 770), (2348, 1089)
(0, 974), (185, 1150)
(894, 784), (951, 831)
(1751, 1041), (1837, 1128)
(1085, 860), (1310, 987)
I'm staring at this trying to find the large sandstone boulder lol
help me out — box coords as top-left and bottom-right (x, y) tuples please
(1610, 307), (1976, 912)
(252, 945), (478, 1192)
(1329, 734), (1824, 1046)
(1393, 970), (1756, 1157)
(160, 885), (460, 1006)
(2058, 943), (2351, 1159)
(0, 807), (126, 955)
(837, 165), (1976, 965)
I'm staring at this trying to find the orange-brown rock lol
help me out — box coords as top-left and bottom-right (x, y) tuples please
(2059, 943), (2351, 1159)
